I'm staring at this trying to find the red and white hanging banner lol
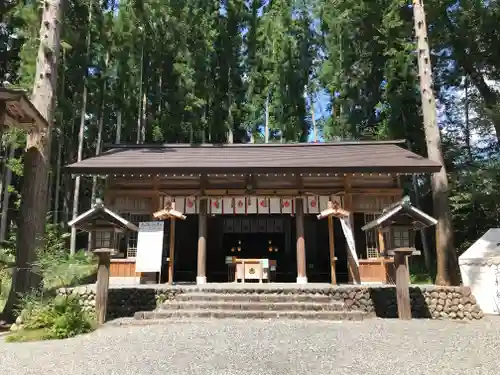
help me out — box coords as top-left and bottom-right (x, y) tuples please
(281, 198), (294, 214)
(302, 195), (320, 214)
(234, 197), (246, 214)
(185, 196), (197, 214)
(158, 195), (342, 215)
(257, 197), (270, 214)
(210, 197), (223, 214)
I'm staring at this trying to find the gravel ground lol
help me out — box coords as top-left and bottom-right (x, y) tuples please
(1, 317), (500, 375)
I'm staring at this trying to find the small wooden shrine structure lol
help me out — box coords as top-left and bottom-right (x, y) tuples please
(68, 198), (138, 324)
(361, 196), (437, 320)
(153, 201), (186, 284)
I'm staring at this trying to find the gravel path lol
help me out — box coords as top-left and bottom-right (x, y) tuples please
(1, 317), (500, 375)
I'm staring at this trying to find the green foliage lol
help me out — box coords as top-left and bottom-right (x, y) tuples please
(9, 294), (94, 342)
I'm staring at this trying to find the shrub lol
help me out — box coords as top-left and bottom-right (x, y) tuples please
(16, 294), (94, 340)
(49, 296), (93, 339)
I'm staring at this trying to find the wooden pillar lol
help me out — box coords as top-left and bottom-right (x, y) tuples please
(168, 219), (176, 284)
(295, 197), (307, 284)
(393, 248), (413, 320)
(197, 198), (207, 284)
(93, 248), (113, 325)
(328, 216), (337, 285)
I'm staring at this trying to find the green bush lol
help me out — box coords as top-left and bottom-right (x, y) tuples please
(16, 294), (94, 340)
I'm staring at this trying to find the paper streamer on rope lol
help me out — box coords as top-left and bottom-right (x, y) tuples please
(340, 215), (359, 266)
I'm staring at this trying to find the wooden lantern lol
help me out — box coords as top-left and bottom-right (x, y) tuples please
(68, 198), (138, 324)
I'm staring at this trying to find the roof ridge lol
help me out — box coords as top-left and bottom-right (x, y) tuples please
(103, 140), (407, 150)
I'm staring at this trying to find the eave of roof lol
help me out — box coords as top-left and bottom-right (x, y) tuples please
(0, 88), (48, 131)
(65, 141), (442, 175)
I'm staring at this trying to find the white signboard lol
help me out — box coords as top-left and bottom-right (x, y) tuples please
(135, 221), (164, 273)
(340, 215), (359, 266)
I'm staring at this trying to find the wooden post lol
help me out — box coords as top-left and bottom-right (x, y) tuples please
(197, 199), (207, 284)
(393, 248), (414, 320)
(328, 216), (337, 285)
(168, 219), (175, 284)
(295, 198), (307, 284)
(93, 248), (113, 325)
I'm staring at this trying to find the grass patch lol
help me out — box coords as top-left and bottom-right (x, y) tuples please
(5, 328), (53, 343)
(410, 273), (433, 284)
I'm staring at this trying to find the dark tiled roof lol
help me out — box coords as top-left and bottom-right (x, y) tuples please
(65, 141), (441, 174)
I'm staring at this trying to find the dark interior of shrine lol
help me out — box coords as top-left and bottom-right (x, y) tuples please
(161, 214), (350, 283)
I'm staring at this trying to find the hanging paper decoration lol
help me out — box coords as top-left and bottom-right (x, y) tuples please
(162, 195), (341, 215)
(257, 197), (270, 214)
(246, 196), (257, 214)
(319, 196), (330, 212)
(222, 197), (233, 215)
(269, 197), (281, 214)
(210, 197), (223, 214)
(281, 198), (293, 214)
(234, 197), (246, 214)
(174, 197), (185, 213)
(185, 196), (197, 214)
(307, 196), (319, 214)
(161, 196), (172, 209)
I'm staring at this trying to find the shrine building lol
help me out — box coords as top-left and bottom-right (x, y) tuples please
(66, 140), (440, 285)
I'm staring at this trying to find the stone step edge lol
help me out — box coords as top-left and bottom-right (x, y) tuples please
(158, 301), (347, 311)
(174, 293), (334, 300)
(134, 309), (369, 321)
(107, 317), (367, 327)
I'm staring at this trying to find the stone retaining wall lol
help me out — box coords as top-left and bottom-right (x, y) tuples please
(56, 285), (484, 320)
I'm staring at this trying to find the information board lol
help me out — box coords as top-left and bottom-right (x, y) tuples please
(135, 221), (165, 273)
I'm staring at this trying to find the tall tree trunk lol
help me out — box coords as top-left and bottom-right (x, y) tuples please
(264, 94), (269, 143)
(1, 0), (63, 322)
(464, 76), (473, 163)
(413, 0), (459, 285)
(90, 53), (108, 215)
(0, 143), (15, 242)
(136, 43), (144, 144)
(310, 94), (317, 142)
(70, 5), (92, 255)
(53, 134), (63, 225)
(115, 108), (122, 144)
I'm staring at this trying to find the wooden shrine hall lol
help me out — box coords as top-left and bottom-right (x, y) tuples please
(66, 140), (440, 285)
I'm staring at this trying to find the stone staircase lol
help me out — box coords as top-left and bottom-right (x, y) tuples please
(131, 290), (370, 322)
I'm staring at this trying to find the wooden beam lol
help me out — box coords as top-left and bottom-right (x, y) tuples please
(106, 184), (402, 197)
